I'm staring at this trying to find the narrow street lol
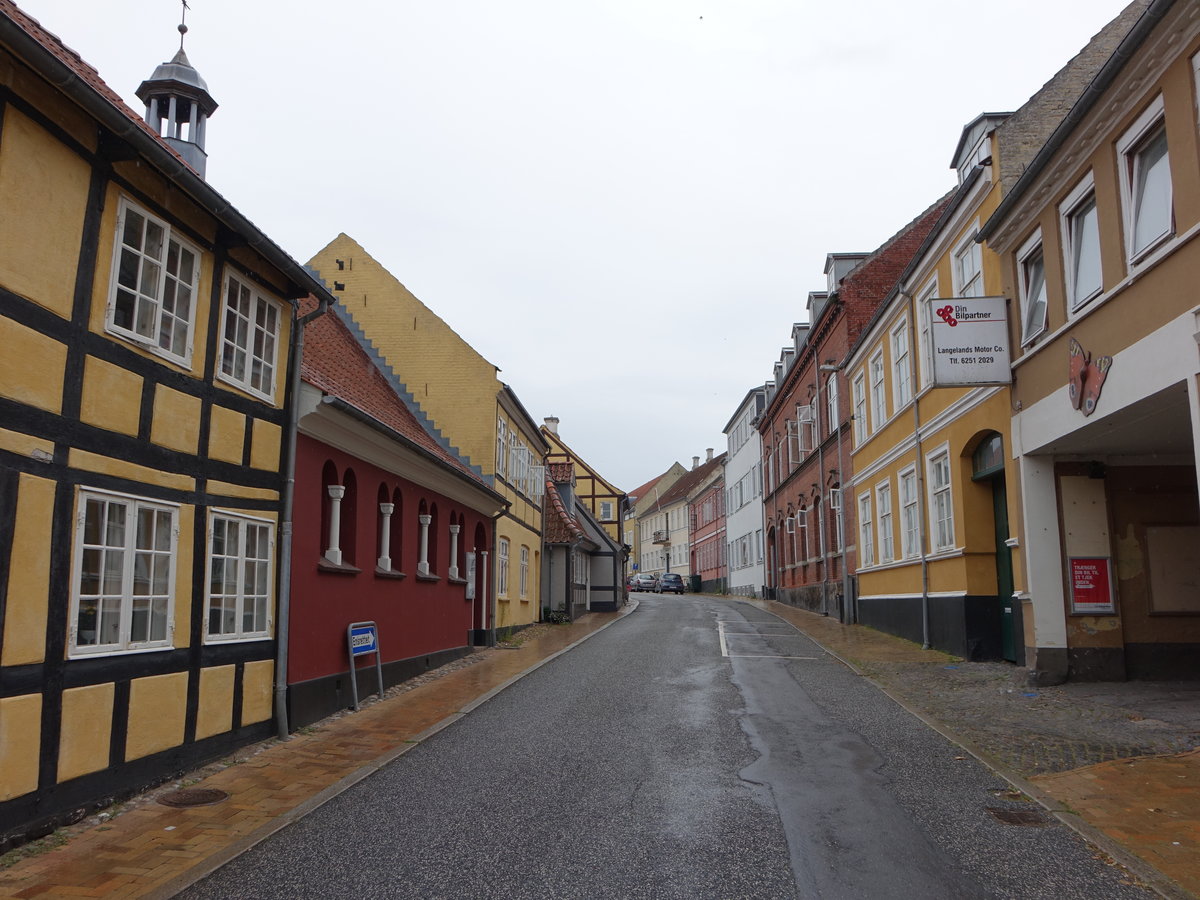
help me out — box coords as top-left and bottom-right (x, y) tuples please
(181, 597), (1152, 900)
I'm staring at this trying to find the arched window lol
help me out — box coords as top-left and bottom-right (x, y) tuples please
(341, 469), (358, 566)
(389, 487), (403, 572)
(428, 503), (439, 574)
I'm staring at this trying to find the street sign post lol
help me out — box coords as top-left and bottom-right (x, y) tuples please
(346, 621), (384, 711)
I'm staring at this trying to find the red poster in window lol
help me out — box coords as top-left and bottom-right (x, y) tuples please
(1069, 557), (1115, 614)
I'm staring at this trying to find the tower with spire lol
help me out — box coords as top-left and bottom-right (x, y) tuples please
(135, 4), (217, 178)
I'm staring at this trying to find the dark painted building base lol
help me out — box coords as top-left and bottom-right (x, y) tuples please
(858, 594), (1005, 661)
(287, 646), (472, 730)
(776, 583), (847, 621)
(1047, 643), (1200, 682)
(699, 577), (726, 594)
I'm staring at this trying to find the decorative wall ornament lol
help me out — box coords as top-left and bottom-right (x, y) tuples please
(1068, 338), (1112, 417)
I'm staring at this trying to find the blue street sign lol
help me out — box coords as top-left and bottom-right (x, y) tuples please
(350, 624), (377, 656)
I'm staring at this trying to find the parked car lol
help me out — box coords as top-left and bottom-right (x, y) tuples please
(656, 573), (685, 594)
(632, 573), (657, 592)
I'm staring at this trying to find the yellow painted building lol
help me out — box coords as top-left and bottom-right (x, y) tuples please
(846, 121), (1020, 661)
(307, 236), (546, 632)
(845, 5), (1147, 664)
(0, 9), (338, 843)
(979, 0), (1200, 683)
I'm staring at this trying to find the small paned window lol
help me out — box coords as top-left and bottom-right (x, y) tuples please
(929, 452), (954, 551)
(72, 489), (178, 655)
(519, 545), (529, 598)
(852, 373), (867, 444)
(953, 232), (983, 297)
(858, 493), (874, 567)
(108, 199), (201, 363)
(220, 272), (281, 400)
(877, 482), (894, 564)
(901, 469), (920, 559)
(869, 351), (886, 431)
(498, 538), (510, 596)
(891, 319), (911, 409)
(206, 511), (273, 641)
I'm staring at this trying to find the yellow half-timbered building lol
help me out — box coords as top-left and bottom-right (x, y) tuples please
(0, 5), (338, 845)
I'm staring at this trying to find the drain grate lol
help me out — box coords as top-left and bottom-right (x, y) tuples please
(987, 807), (1048, 826)
(157, 788), (229, 808)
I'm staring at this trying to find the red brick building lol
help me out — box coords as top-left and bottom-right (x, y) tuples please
(689, 476), (727, 593)
(759, 196), (950, 620)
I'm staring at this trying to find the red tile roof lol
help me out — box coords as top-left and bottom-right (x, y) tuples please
(644, 454), (726, 513)
(543, 479), (585, 544)
(1, 0), (192, 170)
(299, 298), (485, 486)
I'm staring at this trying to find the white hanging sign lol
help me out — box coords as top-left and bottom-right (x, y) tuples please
(927, 296), (1012, 386)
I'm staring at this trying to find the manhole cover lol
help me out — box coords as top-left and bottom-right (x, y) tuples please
(987, 807), (1048, 826)
(157, 788), (229, 808)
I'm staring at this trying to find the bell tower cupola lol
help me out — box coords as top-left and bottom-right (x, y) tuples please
(136, 3), (217, 178)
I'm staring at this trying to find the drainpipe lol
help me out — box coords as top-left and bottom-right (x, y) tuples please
(915, 393), (931, 649)
(820, 362), (852, 625)
(274, 297), (329, 740)
(816, 380), (828, 616)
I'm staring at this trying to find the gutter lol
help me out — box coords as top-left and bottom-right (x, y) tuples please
(978, 0), (1173, 242)
(0, 12), (338, 307)
(274, 298), (329, 740)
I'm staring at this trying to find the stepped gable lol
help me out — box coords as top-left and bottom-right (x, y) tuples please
(837, 191), (956, 336)
(543, 480), (585, 543)
(299, 297), (485, 485)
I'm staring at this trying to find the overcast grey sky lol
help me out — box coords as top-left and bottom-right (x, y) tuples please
(21, 0), (1132, 491)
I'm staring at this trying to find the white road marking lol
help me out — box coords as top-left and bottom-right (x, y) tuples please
(717, 620), (821, 659)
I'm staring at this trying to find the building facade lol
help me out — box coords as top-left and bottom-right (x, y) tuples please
(288, 302), (506, 727)
(723, 387), (766, 597)
(307, 236), (546, 635)
(980, 0), (1199, 682)
(0, 7), (339, 844)
(689, 476), (727, 593)
(759, 203), (949, 622)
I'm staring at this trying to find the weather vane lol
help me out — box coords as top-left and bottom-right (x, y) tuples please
(178, 0), (190, 50)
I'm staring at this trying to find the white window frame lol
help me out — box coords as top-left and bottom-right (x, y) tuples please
(869, 350), (886, 432)
(876, 480), (894, 564)
(951, 226), (983, 297)
(916, 277), (938, 388)
(927, 448), (955, 552)
(70, 487), (179, 657)
(797, 509), (808, 561)
(890, 318), (912, 410)
(599, 500), (614, 520)
(1059, 171), (1103, 311)
(106, 198), (201, 365)
(205, 510), (275, 643)
(825, 375), (839, 436)
(496, 419), (508, 478)
(519, 545), (529, 598)
(1016, 229), (1048, 345)
(1117, 94), (1172, 264)
(219, 271), (282, 401)
(900, 466), (920, 559)
(858, 492), (874, 567)
(498, 538), (510, 596)
(852, 372), (867, 444)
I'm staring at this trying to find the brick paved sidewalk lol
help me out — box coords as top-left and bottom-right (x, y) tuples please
(753, 598), (1200, 900)
(0, 608), (628, 900)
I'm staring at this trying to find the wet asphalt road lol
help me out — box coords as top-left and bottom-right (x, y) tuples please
(181, 595), (1154, 899)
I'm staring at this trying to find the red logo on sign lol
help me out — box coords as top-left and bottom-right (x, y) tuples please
(936, 305), (958, 327)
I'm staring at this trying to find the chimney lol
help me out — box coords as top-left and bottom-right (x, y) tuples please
(692, 456), (700, 469)
(543, 416), (559, 434)
(706, 448), (713, 462)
